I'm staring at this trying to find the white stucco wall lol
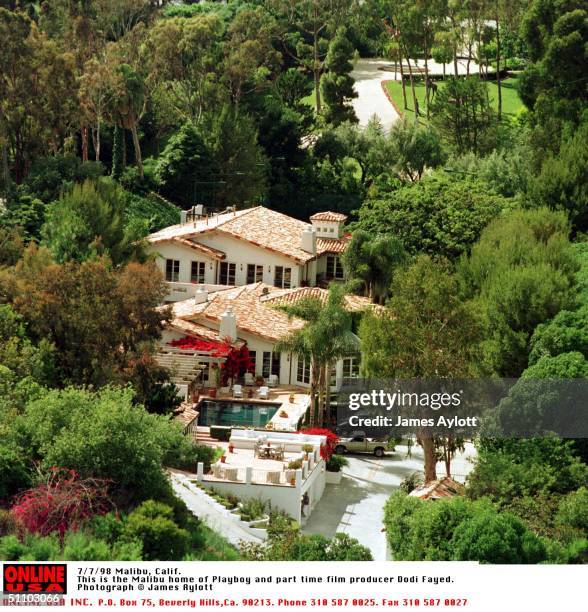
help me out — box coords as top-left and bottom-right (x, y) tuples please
(197, 233), (304, 288)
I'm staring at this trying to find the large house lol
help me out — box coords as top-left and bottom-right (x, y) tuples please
(146, 206), (349, 303)
(158, 282), (374, 393)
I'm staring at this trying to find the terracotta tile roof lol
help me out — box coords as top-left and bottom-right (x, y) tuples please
(174, 403), (199, 429)
(215, 207), (315, 263)
(262, 286), (377, 312)
(150, 236), (226, 260)
(310, 211), (348, 222)
(409, 476), (464, 500)
(148, 206), (349, 263)
(171, 283), (306, 342)
(316, 236), (349, 255)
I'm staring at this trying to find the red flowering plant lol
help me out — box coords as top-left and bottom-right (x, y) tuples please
(299, 428), (339, 460)
(220, 345), (255, 386)
(168, 336), (232, 356)
(11, 467), (112, 539)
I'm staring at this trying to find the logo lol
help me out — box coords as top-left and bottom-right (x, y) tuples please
(3, 563), (67, 594)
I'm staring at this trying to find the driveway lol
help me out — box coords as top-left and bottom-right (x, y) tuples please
(302, 443), (476, 560)
(351, 58), (399, 131)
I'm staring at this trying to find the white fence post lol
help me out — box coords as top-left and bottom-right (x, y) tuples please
(246, 466), (253, 484)
(295, 469), (303, 489)
(196, 462), (204, 482)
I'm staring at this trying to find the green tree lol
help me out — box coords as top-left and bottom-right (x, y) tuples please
(198, 106), (268, 207)
(388, 118), (446, 182)
(320, 28), (357, 125)
(18, 386), (197, 503)
(527, 120), (588, 233)
(355, 172), (510, 259)
(430, 77), (498, 155)
(359, 256), (484, 481)
(42, 179), (142, 265)
(529, 307), (588, 365)
(276, 284), (358, 426)
(458, 208), (577, 375)
(341, 229), (406, 302)
(154, 123), (215, 208)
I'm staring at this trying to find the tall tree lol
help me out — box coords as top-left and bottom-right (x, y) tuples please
(320, 28), (358, 125)
(276, 284), (358, 426)
(359, 255), (484, 481)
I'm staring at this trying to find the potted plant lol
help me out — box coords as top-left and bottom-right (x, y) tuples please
(285, 459), (302, 485)
(325, 455), (348, 485)
(247, 388), (254, 398)
(301, 444), (314, 459)
(255, 375), (264, 387)
(288, 393), (295, 404)
(228, 443), (234, 454)
(220, 454), (227, 464)
(279, 409), (289, 418)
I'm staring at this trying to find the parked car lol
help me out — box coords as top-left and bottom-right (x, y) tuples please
(335, 435), (387, 457)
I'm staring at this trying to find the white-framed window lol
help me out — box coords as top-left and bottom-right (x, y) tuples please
(274, 266), (291, 289)
(297, 356), (311, 384)
(219, 262), (236, 285)
(165, 259), (180, 282)
(246, 264), (263, 284)
(342, 356), (360, 379)
(191, 261), (206, 283)
(326, 255), (344, 279)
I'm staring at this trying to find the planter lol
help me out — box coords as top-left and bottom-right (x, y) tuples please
(326, 470), (343, 485)
(208, 387), (217, 398)
(285, 469), (297, 485)
(220, 456), (226, 464)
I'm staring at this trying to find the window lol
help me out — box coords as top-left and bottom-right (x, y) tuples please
(297, 357), (311, 384)
(262, 351), (281, 378)
(274, 266), (292, 289)
(249, 350), (257, 374)
(218, 262), (236, 285)
(246, 264), (263, 284)
(191, 261), (205, 283)
(326, 255), (344, 279)
(342, 356), (360, 379)
(165, 259), (180, 282)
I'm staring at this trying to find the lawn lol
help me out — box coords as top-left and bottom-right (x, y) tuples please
(385, 75), (524, 123)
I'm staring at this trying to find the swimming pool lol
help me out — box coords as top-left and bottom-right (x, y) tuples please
(197, 400), (280, 427)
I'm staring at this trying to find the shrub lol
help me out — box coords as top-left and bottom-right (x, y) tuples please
(210, 426), (232, 442)
(556, 487), (588, 533)
(450, 510), (546, 564)
(399, 471), (424, 494)
(123, 501), (189, 561)
(287, 459), (303, 470)
(326, 454), (348, 473)
(238, 498), (267, 522)
(10, 468), (112, 537)
(299, 428), (339, 460)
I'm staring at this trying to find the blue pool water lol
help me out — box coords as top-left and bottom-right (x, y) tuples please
(197, 400), (280, 427)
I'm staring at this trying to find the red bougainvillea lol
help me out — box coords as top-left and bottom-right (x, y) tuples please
(299, 428), (340, 460)
(11, 468), (112, 538)
(220, 345), (255, 386)
(168, 336), (231, 356)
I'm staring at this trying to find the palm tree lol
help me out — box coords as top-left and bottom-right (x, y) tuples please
(275, 285), (358, 427)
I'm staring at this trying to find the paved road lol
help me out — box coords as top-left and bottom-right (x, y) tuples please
(351, 58), (399, 131)
(302, 443), (476, 560)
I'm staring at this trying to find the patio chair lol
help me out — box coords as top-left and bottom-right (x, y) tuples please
(244, 372), (255, 386)
(268, 374), (279, 387)
(273, 444), (285, 461)
(233, 384), (243, 398)
(259, 386), (269, 399)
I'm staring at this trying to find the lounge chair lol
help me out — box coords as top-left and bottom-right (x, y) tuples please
(268, 374), (278, 387)
(259, 386), (269, 399)
(244, 372), (255, 386)
(233, 384), (243, 398)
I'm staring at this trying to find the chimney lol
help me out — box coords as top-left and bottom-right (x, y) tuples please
(300, 225), (316, 254)
(193, 287), (208, 304)
(219, 307), (237, 342)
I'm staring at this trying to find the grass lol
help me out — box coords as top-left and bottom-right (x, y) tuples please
(385, 74), (524, 123)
